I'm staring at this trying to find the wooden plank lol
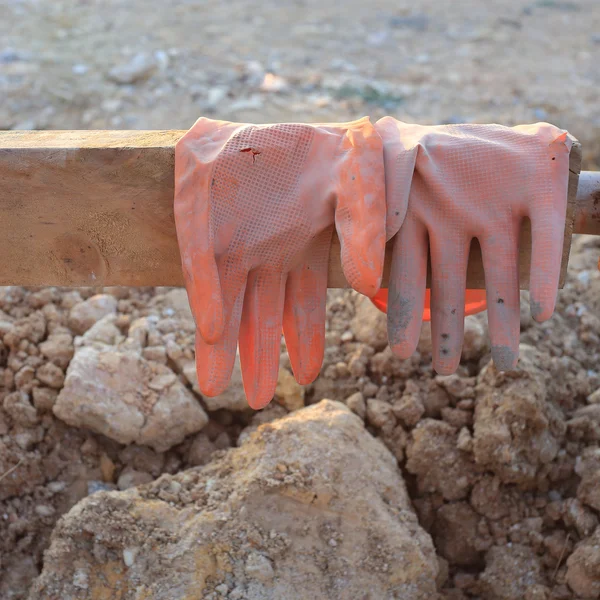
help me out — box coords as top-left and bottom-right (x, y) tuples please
(0, 130), (594, 288)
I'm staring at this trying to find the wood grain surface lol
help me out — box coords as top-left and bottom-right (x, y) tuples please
(0, 130), (593, 288)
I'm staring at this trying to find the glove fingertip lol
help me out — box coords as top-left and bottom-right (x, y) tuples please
(530, 297), (554, 323)
(195, 364), (227, 398)
(246, 388), (275, 411)
(198, 302), (225, 344)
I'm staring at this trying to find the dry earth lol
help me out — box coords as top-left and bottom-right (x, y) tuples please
(1, 0), (600, 598)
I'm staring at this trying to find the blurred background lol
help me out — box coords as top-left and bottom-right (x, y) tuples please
(1, 0), (599, 168)
(1, 1), (600, 599)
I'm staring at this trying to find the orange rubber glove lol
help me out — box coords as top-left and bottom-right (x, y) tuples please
(377, 118), (571, 374)
(175, 117), (387, 409)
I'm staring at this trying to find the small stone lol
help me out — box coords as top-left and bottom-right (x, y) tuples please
(107, 53), (158, 84)
(441, 407), (472, 429)
(100, 453), (116, 483)
(117, 467), (154, 490)
(587, 387), (600, 404)
(81, 315), (122, 346)
(566, 527), (600, 597)
(142, 346), (167, 364)
(366, 398), (396, 429)
(362, 381), (379, 398)
(72, 63), (89, 75)
(456, 427), (473, 452)
(229, 95), (265, 112)
(40, 332), (74, 369)
(3, 391), (39, 426)
(36, 362), (65, 389)
(407, 419), (475, 501)
(119, 445), (165, 477)
(35, 504), (56, 518)
(215, 583), (229, 595)
(47, 481), (67, 494)
(388, 14), (429, 31)
(433, 502), (483, 566)
(32, 387), (58, 412)
(187, 433), (217, 467)
(68, 295), (118, 335)
(54, 346), (208, 451)
(87, 481), (117, 495)
(72, 568), (89, 590)
(392, 394), (425, 427)
(350, 295), (388, 350)
(422, 382), (450, 418)
(123, 547), (139, 568)
(14, 365), (35, 390)
(204, 87), (228, 110)
(345, 392), (366, 419)
(275, 368), (305, 411)
(245, 552), (274, 582)
(480, 544), (544, 600)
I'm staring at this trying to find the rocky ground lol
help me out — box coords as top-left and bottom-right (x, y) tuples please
(1, 0), (600, 598)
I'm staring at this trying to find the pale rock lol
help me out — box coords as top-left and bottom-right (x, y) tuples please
(80, 314), (122, 346)
(68, 295), (118, 335)
(54, 345), (208, 451)
(31, 401), (438, 599)
(39, 332), (74, 369)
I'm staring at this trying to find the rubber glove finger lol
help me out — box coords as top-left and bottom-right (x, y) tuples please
(479, 222), (521, 371)
(429, 235), (471, 375)
(194, 273), (247, 397)
(374, 116), (420, 240)
(283, 228), (332, 385)
(388, 214), (428, 359)
(528, 211), (564, 322)
(239, 269), (287, 410)
(174, 144), (224, 344)
(528, 131), (571, 322)
(335, 120), (387, 298)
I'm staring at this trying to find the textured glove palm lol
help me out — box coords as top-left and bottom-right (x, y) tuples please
(175, 117), (387, 409)
(377, 118), (571, 374)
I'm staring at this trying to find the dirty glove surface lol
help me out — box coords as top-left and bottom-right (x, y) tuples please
(377, 118), (571, 374)
(175, 117), (386, 409)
